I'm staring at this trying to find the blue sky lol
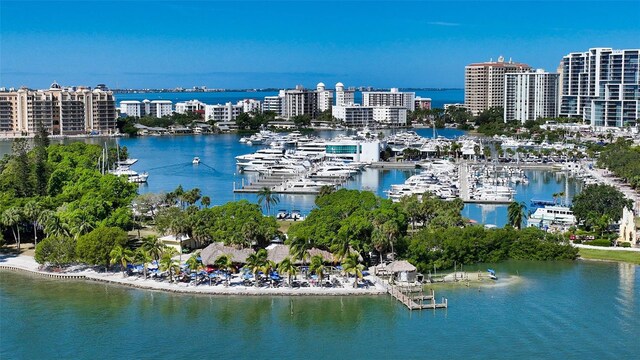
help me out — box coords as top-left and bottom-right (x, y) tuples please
(1, 1), (638, 89)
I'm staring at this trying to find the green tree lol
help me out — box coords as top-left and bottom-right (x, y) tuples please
(571, 184), (632, 225)
(141, 235), (165, 261)
(342, 252), (364, 288)
(257, 187), (280, 216)
(76, 226), (128, 268)
(34, 235), (76, 267)
(23, 201), (42, 246)
(110, 245), (134, 277)
(277, 257), (298, 286)
(159, 251), (180, 282)
(309, 255), (326, 287)
(201, 195), (211, 208)
(135, 247), (153, 279)
(507, 201), (526, 229)
(245, 248), (267, 287)
(1, 207), (23, 251)
(214, 254), (234, 285)
(288, 236), (311, 267)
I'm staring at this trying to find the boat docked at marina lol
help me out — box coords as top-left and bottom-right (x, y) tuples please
(527, 205), (576, 229)
(109, 166), (149, 183)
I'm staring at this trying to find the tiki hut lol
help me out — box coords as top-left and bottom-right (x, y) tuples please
(200, 242), (255, 265)
(385, 260), (417, 282)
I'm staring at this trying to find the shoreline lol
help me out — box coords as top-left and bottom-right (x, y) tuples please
(0, 254), (386, 297)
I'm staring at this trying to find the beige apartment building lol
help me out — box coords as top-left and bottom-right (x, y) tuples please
(0, 82), (117, 136)
(464, 56), (531, 116)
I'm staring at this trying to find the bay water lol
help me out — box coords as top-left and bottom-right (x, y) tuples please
(1, 260), (638, 359)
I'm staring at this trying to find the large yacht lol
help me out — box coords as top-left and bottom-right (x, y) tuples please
(527, 206), (576, 228)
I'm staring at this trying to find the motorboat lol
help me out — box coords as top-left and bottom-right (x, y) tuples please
(109, 166), (149, 183)
(192, 157), (201, 165)
(527, 205), (576, 228)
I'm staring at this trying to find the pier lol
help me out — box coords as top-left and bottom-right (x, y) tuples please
(388, 285), (448, 310)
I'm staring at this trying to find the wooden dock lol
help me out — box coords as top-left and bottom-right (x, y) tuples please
(388, 285), (448, 311)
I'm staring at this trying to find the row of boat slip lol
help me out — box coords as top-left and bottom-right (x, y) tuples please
(465, 164), (520, 202)
(239, 130), (317, 147)
(386, 160), (460, 202)
(496, 135), (585, 153)
(384, 131), (482, 157)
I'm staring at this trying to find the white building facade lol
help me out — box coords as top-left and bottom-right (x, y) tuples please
(373, 107), (408, 125)
(283, 85), (317, 119)
(559, 47), (640, 127)
(175, 99), (206, 114)
(332, 104), (373, 127)
(204, 102), (243, 122)
(504, 69), (559, 123)
(362, 88), (416, 111)
(335, 82), (355, 106)
(316, 83), (334, 112)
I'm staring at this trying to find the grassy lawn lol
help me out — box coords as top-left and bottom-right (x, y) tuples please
(278, 220), (300, 234)
(578, 248), (640, 265)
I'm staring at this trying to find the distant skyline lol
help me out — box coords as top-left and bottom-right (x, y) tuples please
(1, 1), (639, 90)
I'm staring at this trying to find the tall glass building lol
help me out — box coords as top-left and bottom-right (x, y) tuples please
(559, 48), (640, 127)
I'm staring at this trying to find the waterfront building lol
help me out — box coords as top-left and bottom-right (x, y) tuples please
(362, 88), (416, 111)
(335, 82), (355, 106)
(332, 104), (373, 127)
(504, 69), (559, 123)
(263, 92), (284, 116)
(415, 97), (432, 110)
(373, 107), (407, 126)
(283, 85), (318, 119)
(204, 102), (244, 122)
(316, 83), (334, 112)
(0, 82), (117, 135)
(120, 100), (143, 117)
(559, 47), (640, 127)
(465, 56), (531, 116)
(238, 99), (261, 113)
(146, 100), (173, 118)
(175, 99), (206, 114)
(324, 139), (381, 163)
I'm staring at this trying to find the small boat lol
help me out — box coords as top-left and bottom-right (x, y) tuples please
(192, 157), (201, 165)
(487, 269), (497, 280)
(276, 209), (289, 220)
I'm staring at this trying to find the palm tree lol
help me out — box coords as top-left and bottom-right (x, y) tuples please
(38, 210), (70, 238)
(1, 207), (23, 251)
(257, 187), (279, 216)
(507, 201), (526, 229)
(214, 254), (234, 285)
(159, 251), (180, 282)
(185, 252), (202, 273)
(289, 236), (311, 268)
(342, 252), (364, 289)
(141, 235), (165, 261)
(277, 257), (297, 286)
(110, 245), (134, 277)
(201, 196), (211, 208)
(23, 201), (42, 246)
(244, 249), (267, 287)
(309, 255), (325, 287)
(134, 247), (153, 279)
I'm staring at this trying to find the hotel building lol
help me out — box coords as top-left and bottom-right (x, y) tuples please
(465, 56), (531, 116)
(504, 69), (559, 123)
(175, 99), (206, 114)
(263, 93), (284, 116)
(362, 88), (415, 111)
(0, 82), (117, 135)
(559, 47), (640, 127)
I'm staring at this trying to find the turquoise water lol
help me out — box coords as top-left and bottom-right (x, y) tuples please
(2, 260), (638, 359)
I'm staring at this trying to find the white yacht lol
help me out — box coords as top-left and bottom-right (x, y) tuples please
(278, 178), (334, 192)
(192, 157), (200, 165)
(527, 206), (576, 228)
(109, 166), (149, 183)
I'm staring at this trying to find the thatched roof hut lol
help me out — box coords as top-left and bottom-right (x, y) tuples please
(266, 244), (335, 264)
(200, 242), (255, 265)
(386, 260), (417, 273)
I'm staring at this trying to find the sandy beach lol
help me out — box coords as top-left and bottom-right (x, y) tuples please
(0, 254), (387, 296)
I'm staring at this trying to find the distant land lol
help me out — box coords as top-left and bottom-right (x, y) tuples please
(111, 87), (464, 94)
